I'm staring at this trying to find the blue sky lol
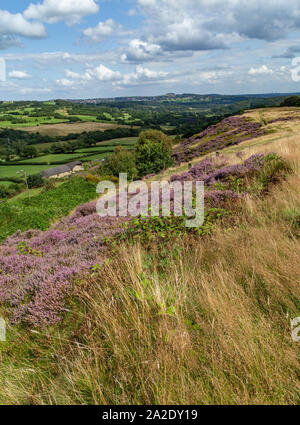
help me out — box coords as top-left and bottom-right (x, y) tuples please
(1, 0), (300, 100)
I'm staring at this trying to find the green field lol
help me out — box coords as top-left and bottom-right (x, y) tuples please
(81, 152), (108, 161)
(20, 153), (86, 164)
(0, 116), (69, 129)
(97, 137), (138, 146)
(0, 164), (53, 178)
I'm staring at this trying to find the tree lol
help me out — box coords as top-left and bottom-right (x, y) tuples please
(22, 146), (37, 159)
(104, 146), (137, 180)
(134, 130), (174, 177)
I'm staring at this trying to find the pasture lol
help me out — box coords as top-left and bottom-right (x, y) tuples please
(0, 164), (55, 179)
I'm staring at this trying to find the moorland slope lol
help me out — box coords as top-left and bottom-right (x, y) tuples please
(0, 107), (299, 405)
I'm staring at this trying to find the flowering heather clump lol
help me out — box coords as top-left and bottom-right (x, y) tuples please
(205, 190), (243, 204)
(172, 116), (266, 164)
(170, 153), (271, 206)
(268, 116), (300, 124)
(0, 205), (128, 327)
(243, 153), (265, 170)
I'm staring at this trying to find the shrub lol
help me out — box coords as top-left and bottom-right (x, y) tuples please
(42, 179), (56, 192)
(135, 130), (174, 177)
(85, 174), (101, 184)
(103, 147), (137, 180)
(27, 174), (44, 189)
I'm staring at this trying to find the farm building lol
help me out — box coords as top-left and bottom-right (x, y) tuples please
(40, 161), (84, 179)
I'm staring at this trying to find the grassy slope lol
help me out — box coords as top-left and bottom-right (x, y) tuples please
(0, 108), (299, 405)
(0, 177), (97, 241)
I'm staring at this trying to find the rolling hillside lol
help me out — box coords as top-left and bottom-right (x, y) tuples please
(0, 107), (299, 405)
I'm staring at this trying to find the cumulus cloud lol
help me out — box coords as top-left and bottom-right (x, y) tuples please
(83, 19), (122, 42)
(156, 18), (227, 52)
(8, 70), (31, 79)
(248, 65), (274, 75)
(127, 0), (300, 63)
(120, 65), (171, 86)
(121, 39), (164, 63)
(59, 65), (121, 85)
(0, 10), (47, 38)
(24, 0), (99, 25)
(57, 64), (174, 88)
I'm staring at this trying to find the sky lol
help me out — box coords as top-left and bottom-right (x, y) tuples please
(1, 0), (300, 100)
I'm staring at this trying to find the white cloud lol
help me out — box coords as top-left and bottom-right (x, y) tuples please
(0, 10), (46, 38)
(90, 64), (121, 81)
(121, 39), (163, 62)
(248, 65), (274, 75)
(57, 64), (173, 88)
(83, 19), (121, 42)
(60, 65), (121, 84)
(24, 0), (99, 25)
(192, 70), (233, 85)
(8, 70), (31, 79)
(56, 78), (74, 87)
(119, 65), (173, 86)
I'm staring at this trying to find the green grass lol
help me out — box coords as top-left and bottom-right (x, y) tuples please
(0, 177), (97, 241)
(0, 181), (13, 187)
(0, 120), (67, 129)
(82, 152), (108, 161)
(75, 146), (114, 153)
(19, 153), (85, 164)
(0, 164), (55, 179)
(97, 137), (138, 146)
(71, 115), (98, 122)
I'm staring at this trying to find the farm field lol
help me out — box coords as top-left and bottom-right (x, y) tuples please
(14, 121), (134, 136)
(19, 153), (87, 164)
(0, 163), (55, 179)
(97, 136), (138, 146)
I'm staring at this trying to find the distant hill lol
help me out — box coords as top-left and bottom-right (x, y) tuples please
(68, 92), (300, 106)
